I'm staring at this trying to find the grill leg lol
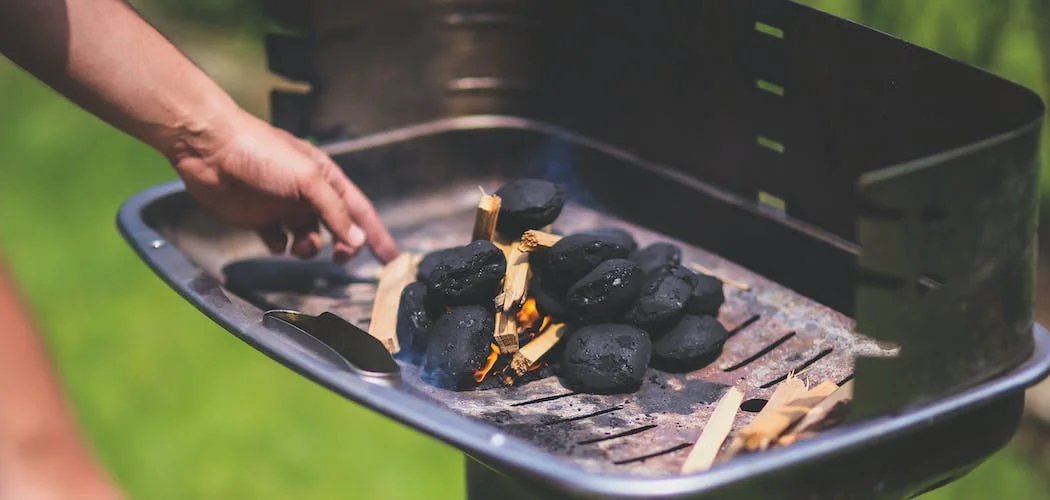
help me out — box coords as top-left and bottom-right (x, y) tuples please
(465, 457), (546, 500)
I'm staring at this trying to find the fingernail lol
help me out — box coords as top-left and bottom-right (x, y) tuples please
(348, 225), (367, 247)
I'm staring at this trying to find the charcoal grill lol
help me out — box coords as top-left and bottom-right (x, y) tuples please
(118, 1), (1049, 498)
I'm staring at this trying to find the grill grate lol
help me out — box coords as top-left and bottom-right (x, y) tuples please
(212, 182), (894, 476)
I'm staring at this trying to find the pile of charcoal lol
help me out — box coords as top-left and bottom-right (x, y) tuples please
(394, 179), (728, 395)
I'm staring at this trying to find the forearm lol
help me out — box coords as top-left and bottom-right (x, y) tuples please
(0, 0), (240, 160)
(0, 261), (75, 458)
(0, 260), (124, 499)
(0, 0), (399, 261)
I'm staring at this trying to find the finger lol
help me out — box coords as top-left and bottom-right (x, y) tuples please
(257, 224), (289, 255)
(286, 216), (322, 259)
(317, 159), (400, 263)
(299, 172), (358, 253)
(332, 241), (361, 264)
(280, 130), (397, 262)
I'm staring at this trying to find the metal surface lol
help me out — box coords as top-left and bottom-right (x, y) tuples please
(117, 116), (1049, 498)
(262, 310), (401, 384)
(118, 180), (1050, 499)
(130, 170), (891, 473)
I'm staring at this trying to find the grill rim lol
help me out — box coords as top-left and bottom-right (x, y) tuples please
(117, 180), (1050, 499)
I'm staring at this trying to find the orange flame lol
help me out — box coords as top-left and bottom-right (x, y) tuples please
(473, 344), (501, 383)
(516, 297), (541, 328)
(538, 315), (551, 334)
(528, 361), (548, 373)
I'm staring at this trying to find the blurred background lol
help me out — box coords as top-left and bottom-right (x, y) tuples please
(0, 0), (1048, 498)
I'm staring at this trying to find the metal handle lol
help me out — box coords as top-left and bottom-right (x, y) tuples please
(263, 310), (401, 385)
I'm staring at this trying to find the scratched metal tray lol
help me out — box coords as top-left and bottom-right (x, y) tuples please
(118, 118), (1050, 498)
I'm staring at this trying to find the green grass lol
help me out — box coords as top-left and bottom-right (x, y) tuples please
(1, 1), (1048, 498)
(925, 445), (1050, 500)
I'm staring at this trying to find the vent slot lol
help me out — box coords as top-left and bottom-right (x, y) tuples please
(722, 331), (797, 372)
(754, 21), (785, 39)
(577, 425), (658, 445)
(755, 79), (785, 96)
(740, 398), (768, 413)
(728, 315), (761, 337)
(756, 136), (786, 154)
(511, 391), (577, 407)
(613, 443), (692, 465)
(544, 406), (624, 425)
(759, 348), (835, 388)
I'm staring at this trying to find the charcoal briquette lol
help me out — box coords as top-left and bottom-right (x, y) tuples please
(651, 315), (728, 372)
(626, 265), (696, 334)
(531, 274), (569, 319)
(630, 243), (682, 275)
(495, 178), (566, 238)
(580, 227), (638, 253)
(565, 259), (644, 323)
(686, 274), (725, 315)
(421, 305), (495, 390)
(395, 281), (437, 364)
(417, 240), (506, 306)
(560, 324), (651, 394)
(542, 233), (632, 292)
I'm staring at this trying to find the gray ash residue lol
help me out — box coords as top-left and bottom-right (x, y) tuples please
(633, 374), (728, 415)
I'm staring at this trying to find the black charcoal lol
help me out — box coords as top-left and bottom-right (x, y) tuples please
(418, 240), (506, 306)
(626, 265), (696, 334)
(686, 274), (725, 315)
(560, 324), (651, 394)
(543, 233), (632, 292)
(395, 281), (436, 364)
(421, 306), (495, 390)
(531, 274), (569, 319)
(528, 246), (551, 276)
(652, 315), (728, 372)
(580, 227), (638, 253)
(495, 179), (566, 238)
(630, 243), (682, 275)
(566, 259), (644, 323)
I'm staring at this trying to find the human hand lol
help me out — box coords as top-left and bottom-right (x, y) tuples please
(167, 109), (399, 263)
(0, 0), (397, 263)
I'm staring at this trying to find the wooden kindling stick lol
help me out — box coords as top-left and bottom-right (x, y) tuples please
(689, 262), (751, 291)
(368, 252), (421, 353)
(519, 230), (562, 252)
(493, 310), (520, 354)
(472, 189), (501, 242)
(506, 323), (568, 378)
(470, 188), (522, 353)
(493, 243), (532, 353)
(681, 386), (744, 474)
(501, 245), (531, 312)
(778, 380), (854, 446)
(723, 376), (838, 458)
(722, 374), (805, 460)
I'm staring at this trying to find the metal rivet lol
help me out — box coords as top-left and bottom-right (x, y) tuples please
(150, 239), (165, 249)
(489, 433), (506, 447)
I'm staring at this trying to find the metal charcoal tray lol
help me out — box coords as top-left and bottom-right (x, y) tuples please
(120, 120), (1047, 499)
(120, 0), (1050, 498)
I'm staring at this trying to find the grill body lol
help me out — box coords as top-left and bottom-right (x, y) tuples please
(265, 0), (1047, 419)
(116, 0), (1050, 498)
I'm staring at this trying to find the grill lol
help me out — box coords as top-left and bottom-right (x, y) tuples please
(119, 1), (1050, 498)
